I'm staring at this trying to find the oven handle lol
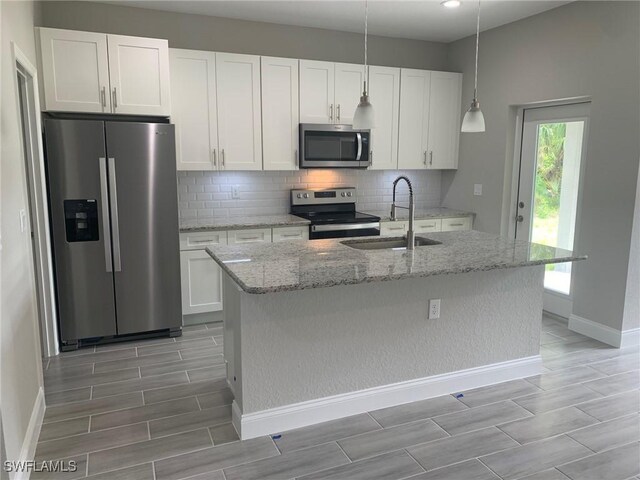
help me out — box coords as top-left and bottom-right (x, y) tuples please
(312, 222), (379, 233)
(355, 132), (363, 161)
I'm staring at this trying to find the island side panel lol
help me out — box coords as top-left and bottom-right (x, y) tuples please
(235, 266), (544, 414)
(223, 275), (243, 411)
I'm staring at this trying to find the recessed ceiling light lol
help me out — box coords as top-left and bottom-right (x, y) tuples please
(441, 0), (462, 8)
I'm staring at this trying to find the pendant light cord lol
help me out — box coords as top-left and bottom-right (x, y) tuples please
(473, 0), (481, 100)
(364, 0), (369, 95)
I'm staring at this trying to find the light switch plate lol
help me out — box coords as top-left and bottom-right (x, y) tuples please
(428, 299), (441, 319)
(474, 184), (483, 196)
(232, 185), (241, 199)
(19, 209), (27, 233)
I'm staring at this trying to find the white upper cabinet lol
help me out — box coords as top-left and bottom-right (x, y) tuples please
(170, 49), (218, 171)
(334, 63), (365, 125)
(368, 66), (400, 170)
(299, 60), (335, 123)
(38, 28), (170, 115)
(38, 28), (111, 113)
(261, 57), (299, 170)
(398, 68), (431, 170)
(107, 34), (171, 116)
(427, 71), (462, 170)
(215, 53), (263, 171)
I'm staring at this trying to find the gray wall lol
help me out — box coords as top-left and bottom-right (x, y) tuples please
(443, 1), (640, 331)
(37, 1), (448, 70)
(1, 0), (45, 463)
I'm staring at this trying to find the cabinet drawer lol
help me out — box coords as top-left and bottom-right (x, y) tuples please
(180, 231), (228, 250)
(441, 216), (472, 231)
(228, 228), (272, 244)
(414, 219), (441, 233)
(380, 221), (408, 236)
(272, 226), (309, 242)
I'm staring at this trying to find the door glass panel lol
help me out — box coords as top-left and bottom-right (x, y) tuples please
(530, 121), (584, 294)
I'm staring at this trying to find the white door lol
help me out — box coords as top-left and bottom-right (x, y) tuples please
(398, 69), (431, 170)
(107, 34), (171, 115)
(180, 250), (223, 314)
(299, 60), (335, 123)
(334, 63), (365, 125)
(216, 53), (263, 170)
(261, 56), (299, 170)
(38, 28), (111, 113)
(368, 66), (400, 170)
(427, 72), (462, 170)
(515, 103), (590, 317)
(170, 49), (218, 171)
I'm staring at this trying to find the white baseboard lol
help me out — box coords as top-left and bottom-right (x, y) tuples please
(621, 328), (640, 348)
(15, 387), (45, 480)
(234, 355), (542, 440)
(569, 314), (624, 348)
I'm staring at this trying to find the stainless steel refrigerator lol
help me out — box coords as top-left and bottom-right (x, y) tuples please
(44, 117), (182, 350)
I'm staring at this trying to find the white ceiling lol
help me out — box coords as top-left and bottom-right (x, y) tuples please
(99, 0), (571, 43)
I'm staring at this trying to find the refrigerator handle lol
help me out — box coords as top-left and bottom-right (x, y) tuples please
(107, 157), (122, 272)
(99, 157), (113, 272)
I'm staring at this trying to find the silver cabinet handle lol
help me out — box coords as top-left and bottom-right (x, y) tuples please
(423, 151), (427, 165)
(329, 104), (334, 122)
(429, 150), (433, 166)
(295, 149), (298, 166)
(337, 104), (341, 122)
(356, 132), (362, 161)
(191, 239), (215, 244)
(450, 223), (464, 227)
(101, 87), (106, 108)
(112, 87), (118, 109)
(212, 149), (217, 167)
(99, 157), (113, 272)
(221, 149), (225, 168)
(108, 157), (122, 272)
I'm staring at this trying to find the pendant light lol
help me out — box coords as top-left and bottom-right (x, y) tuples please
(352, 0), (375, 129)
(461, 0), (485, 132)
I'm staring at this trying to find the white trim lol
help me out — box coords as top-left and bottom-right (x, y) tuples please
(621, 328), (640, 349)
(233, 355), (542, 440)
(543, 290), (572, 319)
(14, 387), (45, 480)
(11, 42), (59, 358)
(569, 314), (624, 348)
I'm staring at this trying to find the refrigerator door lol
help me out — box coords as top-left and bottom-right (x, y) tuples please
(105, 122), (182, 334)
(44, 119), (117, 342)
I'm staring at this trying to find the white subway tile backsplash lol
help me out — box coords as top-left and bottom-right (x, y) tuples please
(177, 169), (441, 219)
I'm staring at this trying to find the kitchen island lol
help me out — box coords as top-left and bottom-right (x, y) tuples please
(206, 231), (586, 439)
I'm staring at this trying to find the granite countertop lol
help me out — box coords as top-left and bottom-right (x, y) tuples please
(179, 214), (310, 232)
(206, 230), (587, 294)
(366, 207), (475, 222)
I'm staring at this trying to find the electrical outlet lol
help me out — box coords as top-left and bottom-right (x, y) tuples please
(474, 184), (483, 196)
(232, 185), (241, 199)
(428, 299), (441, 319)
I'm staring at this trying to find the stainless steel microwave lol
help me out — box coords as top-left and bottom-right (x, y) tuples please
(299, 124), (370, 168)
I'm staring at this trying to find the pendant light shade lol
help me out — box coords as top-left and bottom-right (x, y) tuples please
(462, 0), (485, 133)
(353, 0), (375, 129)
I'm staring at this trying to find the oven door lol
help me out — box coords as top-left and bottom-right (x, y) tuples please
(300, 124), (370, 168)
(310, 222), (380, 239)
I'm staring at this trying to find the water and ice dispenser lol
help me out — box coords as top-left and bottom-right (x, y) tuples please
(63, 199), (99, 242)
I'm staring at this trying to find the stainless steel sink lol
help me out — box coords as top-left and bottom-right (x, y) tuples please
(341, 236), (442, 250)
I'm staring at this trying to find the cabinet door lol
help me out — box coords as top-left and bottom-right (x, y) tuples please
(414, 219), (442, 233)
(272, 226), (309, 242)
(261, 57), (299, 170)
(107, 34), (171, 115)
(180, 250), (223, 314)
(227, 228), (272, 244)
(299, 60), (335, 123)
(216, 53), (263, 171)
(380, 221), (408, 236)
(427, 72), (462, 169)
(441, 216), (473, 231)
(38, 28), (111, 113)
(398, 69), (431, 170)
(368, 66), (400, 170)
(334, 63), (365, 125)
(170, 49), (218, 171)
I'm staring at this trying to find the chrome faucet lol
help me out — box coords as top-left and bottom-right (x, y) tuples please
(391, 176), (415, 250)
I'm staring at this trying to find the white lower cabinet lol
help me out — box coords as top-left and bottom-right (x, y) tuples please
(228, 228), (272, 245)
(415, 219), (441, 233)
(441, 216), (473, 231)
(272, 226), (309, 242)
(381, 221), (408, 236)
(380, 216), (473, 235)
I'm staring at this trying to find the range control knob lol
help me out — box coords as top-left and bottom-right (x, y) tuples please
(297, 193), (302, 199)
(341, 192), (347, 197)
(303, 193), (310, 198)
(347, 192), (353, 197)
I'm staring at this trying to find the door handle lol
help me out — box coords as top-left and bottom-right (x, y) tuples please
(108, 157), (122, 272)
(337, 104), (341, 122)
(99, 157), (113, 272)
(356, 133), (363, 161)
(221, 149), (225, 168)
(112, 87), (118, 109)
(101, 87), (107, 108)
(429, 151), (433, 166)
(423, 151), (427, 165)
(295, 149), (298, 166)
(329, 104), (334, 122)
(212, 149), (217, 167)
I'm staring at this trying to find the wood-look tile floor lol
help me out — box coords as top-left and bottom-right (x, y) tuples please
(37, 316), (640, 480)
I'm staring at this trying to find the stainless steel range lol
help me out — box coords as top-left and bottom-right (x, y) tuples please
(291, 188), (381, 239)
